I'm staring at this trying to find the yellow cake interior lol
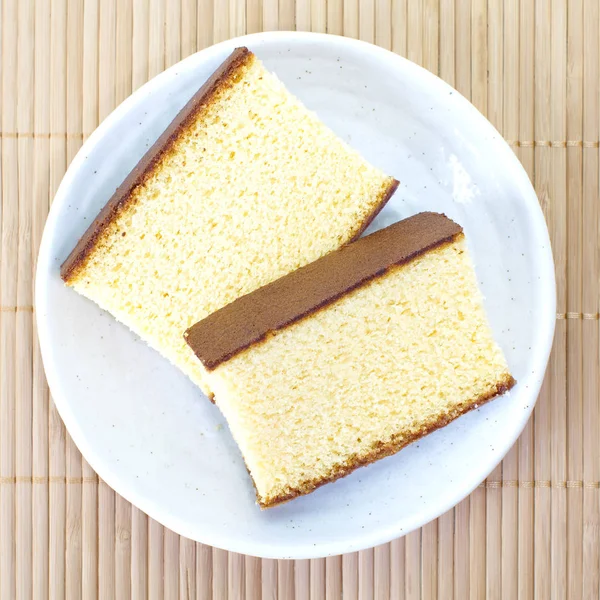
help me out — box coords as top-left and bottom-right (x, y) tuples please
(65, 51), (395, 395)
(208, 236), (513, 507)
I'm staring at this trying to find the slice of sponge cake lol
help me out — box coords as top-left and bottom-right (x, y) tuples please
(185, 213), (515, 507)
(61, 47), (398, 396)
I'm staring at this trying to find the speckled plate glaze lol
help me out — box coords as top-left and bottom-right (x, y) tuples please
(36, 32), (555, 559)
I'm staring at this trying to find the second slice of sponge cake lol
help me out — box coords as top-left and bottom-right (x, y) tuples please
(61, 47), (398, 396)
(185, 213), (515, 507)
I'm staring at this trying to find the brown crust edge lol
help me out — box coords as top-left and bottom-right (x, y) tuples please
(349, 177), (400, 242)
(60, 47), (253, 283)
(257, 373), (517, 508)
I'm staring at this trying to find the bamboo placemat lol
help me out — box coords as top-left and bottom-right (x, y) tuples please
(0, 0), (596, 598)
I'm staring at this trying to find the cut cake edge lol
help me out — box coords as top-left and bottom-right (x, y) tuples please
(257, 372), (516, 508)
(60, 46), (255, 283)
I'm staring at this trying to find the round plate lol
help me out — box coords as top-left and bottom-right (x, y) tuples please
(36, 32), (555, 559)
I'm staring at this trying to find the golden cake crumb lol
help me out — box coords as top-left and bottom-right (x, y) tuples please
(206, 235), (514, 507)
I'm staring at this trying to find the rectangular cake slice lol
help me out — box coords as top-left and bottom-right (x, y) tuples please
(61, 47), (398, 396)
(185, 212), (515, 507)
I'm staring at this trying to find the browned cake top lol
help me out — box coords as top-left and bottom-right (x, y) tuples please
(185, 212), (463, 370)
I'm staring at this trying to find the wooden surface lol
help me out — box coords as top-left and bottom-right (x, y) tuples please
(0, 0), (597, 598)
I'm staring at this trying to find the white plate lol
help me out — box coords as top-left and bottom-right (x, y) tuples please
(36, 32), (555, 559)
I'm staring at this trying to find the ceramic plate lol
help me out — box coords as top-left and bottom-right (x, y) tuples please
(36, 32), (555, 559)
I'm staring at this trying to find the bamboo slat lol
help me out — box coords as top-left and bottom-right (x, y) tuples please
(213, 547), (229, 599)
(48, 1), (68, 599)
(310, 559), (325, 599)
(341, 552), (358, 600)
(566, 0), (584, 597)
(65, 2), (84, 598)
(582, 1), (600, 597)
(358, 547), (374, 599)
(294, 560), (309, 600)
(325, 555), (342, 599)
(501, 1), (519, 598)
(533, 1), (553, 599)
(454, 0), (470, 99)
(420, 522), (437, 600)
(550, 0), (568, 595)
(164, 528), (180, 599)
(182, 0), (198, 57)
(342, 0), (358, 39)
(197, 543), (213, 599)
(32, 0), (51, 597)
(279, 0), (295, 31)
(311, 0), (326, 33)
(149, 518), (165, 600)
(15, 0), (34, 598)
(277, 560), (293, 600)
(197, 0), (214, 51)
(131, 507), (148, 599)
(115, 0), (133, 584)
(132, 0), (150, 92)
(1, 1), (597, 598)
(228, 552), (244, 599)
(405, 530), (420, 599)
(263, 0), (279, 31)
(165, 0), (181, 69)
(485, 2), (500, 598)
(80, 0), (101, 594)
(406, 0), (422, 66)
(422, 0), (438, 75)
(518, 0), (536, 596)
(436, 511), (452, 600)
(453, 497), (469, 598)
(296, 0), (310, 32)
(181, 537), (197, 600)
(1, 1), (18, 599)
(469, 487), (485, 598)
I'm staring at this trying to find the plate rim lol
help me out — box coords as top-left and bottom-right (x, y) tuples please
(35, 30), (556, 559)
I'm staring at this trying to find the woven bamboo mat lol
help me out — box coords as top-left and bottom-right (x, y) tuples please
(0, 0), (596, 598)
